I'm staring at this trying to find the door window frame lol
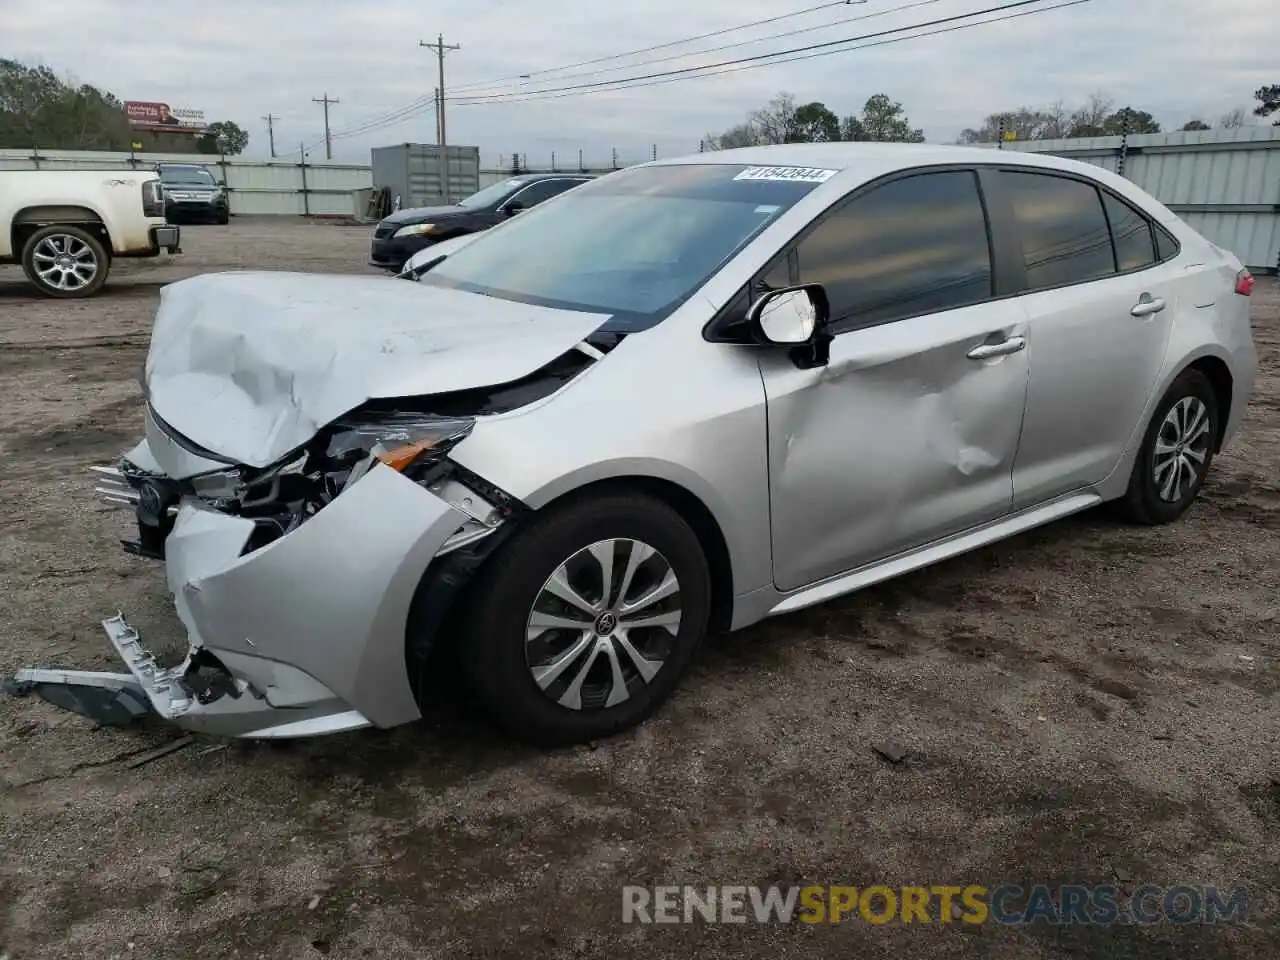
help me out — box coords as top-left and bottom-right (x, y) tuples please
(979, 166), (1183, 297)
(705, 162), (1183, 343)
(705, 164), (1017, 342)
(504, 177), (591, 209)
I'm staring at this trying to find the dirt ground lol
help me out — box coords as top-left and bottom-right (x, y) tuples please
(1, 218), (1277, 960)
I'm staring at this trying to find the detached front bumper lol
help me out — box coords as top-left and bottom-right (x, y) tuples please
(15, 458), (485, 739)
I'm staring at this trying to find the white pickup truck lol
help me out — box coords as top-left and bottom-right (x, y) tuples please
(0, 170), (182, 298)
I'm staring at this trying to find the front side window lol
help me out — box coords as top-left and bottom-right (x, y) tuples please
(1002, 171), (1115, 291)
(420, 163), (828, 331)
(791, 170), (993, 328)
(1102, 191), (1156, 272)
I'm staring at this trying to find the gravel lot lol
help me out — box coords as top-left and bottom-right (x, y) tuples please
(1, 218), (1277, 960)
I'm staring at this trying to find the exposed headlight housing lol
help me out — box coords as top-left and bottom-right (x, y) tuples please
(393, 222), (437, 239)
(325, 414), (475, 490)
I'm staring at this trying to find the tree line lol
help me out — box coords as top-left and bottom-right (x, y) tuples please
(709, 84), (1280, 148)
(0, 59), (249, 154)
(705, 92), (924, 148)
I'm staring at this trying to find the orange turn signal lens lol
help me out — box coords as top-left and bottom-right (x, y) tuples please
(375, 439), (436, 472)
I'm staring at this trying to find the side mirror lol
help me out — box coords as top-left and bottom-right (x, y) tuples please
(501, 200), (524, 216)
(745, 284), (832, 369)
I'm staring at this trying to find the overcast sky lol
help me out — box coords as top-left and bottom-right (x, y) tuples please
(6, 0), (1277, 167)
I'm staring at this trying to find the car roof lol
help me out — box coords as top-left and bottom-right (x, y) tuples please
(509, 172), (594, 182)
(645, 142), (1177, 223)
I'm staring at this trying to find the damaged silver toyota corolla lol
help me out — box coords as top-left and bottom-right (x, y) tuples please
(9, 144), (1257, 744)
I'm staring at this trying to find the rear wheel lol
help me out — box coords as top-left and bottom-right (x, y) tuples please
(1117, 368), (1218, 524)
(21, 225), (109, 298)
(459, 492), (711, 745)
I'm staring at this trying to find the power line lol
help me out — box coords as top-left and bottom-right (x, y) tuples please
(448, 0), (1067, 104)
(450, 0), (1089, 110)
(452, 0), (944, 98)
(447, 0), (860, 94)
(305, 0), (1086, 147)
(308, 0), (866, 145)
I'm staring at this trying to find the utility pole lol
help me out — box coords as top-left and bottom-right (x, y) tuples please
(420, 35), (460, 148)
(262, 114), (277, 158)
(312, 93), (339, 160)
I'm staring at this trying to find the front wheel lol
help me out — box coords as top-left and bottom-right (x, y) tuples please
(21, 225), (110, 298)
(458, 491), (711, 745)
(1117, 368), (1219, 524)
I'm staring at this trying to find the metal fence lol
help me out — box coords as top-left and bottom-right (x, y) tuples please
(982, 127), (1280, 273)
(0, 148), (374, 216)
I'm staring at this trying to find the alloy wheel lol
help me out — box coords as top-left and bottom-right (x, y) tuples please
(1152, 396), (1211, 503)
(31, 233), (99, 292)
(525, 538), (682, 711)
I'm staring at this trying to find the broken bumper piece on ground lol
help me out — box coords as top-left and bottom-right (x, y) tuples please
(3, 614), (375, 739)
(3, 667), (152, 727)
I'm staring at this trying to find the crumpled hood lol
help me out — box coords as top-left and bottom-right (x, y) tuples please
(144, 271), (610, 468)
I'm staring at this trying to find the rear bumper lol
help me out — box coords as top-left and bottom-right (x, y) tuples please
(152, 224), (181, 254)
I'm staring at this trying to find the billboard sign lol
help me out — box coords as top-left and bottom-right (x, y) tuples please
(124, 101), (207, 132)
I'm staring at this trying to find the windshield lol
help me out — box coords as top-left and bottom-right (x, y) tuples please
(159, 167), (216, 187)
(457, 178), (524, 209)
(420, 163), (830, 330)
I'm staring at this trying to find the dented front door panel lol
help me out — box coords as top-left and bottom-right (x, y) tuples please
(761, 299), (1030, 593)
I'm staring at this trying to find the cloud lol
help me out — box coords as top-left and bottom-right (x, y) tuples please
(5, 0), (1277, 166)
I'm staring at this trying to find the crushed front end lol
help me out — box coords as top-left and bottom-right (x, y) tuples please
(9, 403), (522, 739)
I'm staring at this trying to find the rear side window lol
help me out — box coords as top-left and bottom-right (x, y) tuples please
(792, 170), (993, 328)
(1001, 171), (1115, 291)
(1102, 192), (1156, 272)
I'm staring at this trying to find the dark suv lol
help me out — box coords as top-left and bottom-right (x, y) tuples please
(156, 163), (230, 224)
(369, 173), (592, 271)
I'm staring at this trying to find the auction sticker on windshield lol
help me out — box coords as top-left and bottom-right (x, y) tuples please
(733, 166), (839, 183)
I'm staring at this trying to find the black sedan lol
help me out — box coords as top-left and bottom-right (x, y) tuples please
(369, 173), (592, 271)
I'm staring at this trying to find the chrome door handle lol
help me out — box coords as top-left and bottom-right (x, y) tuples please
(967, 336), (1026, 360)
(1131, 296), (1166, 317)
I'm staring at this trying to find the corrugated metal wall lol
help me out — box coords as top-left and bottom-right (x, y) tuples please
(988, 128), (1280, 272)
(0, 148), (374, 216)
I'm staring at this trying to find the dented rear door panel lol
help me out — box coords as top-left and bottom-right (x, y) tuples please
(761, 299), (1030, 593)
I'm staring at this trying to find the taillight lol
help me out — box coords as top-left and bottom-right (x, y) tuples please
(1235, 269), (1254, 296)
(141, 179), (165, 218)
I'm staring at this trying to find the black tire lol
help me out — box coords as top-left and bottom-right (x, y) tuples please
(1117, 368), (1219, 525)
(216, 209), (230, 225)
(21, 224), (110, 298)
(458, 491), (711, 745)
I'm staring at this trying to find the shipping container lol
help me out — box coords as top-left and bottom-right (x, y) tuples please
(370, 143), (480, 210)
